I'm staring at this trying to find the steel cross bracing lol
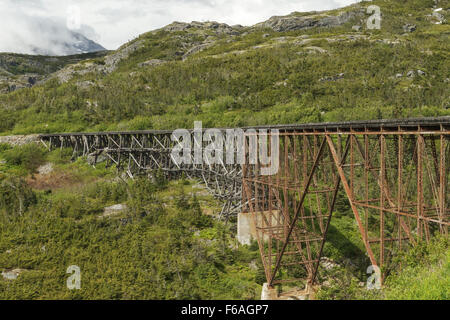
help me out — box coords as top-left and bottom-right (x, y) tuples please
(242, 118), (449, 287)
(40, 117), (450, 287)
(39, 130), (244, 218)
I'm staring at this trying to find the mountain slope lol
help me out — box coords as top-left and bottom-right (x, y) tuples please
(0, 0), (448, 135)
(0, 14), (105, 57)
(29, 31), (106, 56)
(0, 51), (109, 94)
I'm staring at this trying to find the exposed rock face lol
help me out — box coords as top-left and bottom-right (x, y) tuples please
(0, 51), (109, 93)
(138, 59), (167, 68)
(0, 135), (40, 146)
(102, 40), (145, 73)
(0, 73), (41, 93)
(161, 21), (242, 36)
(54, 40), (145, 83)
(182, 43), (213, 61)
(256, 10), (363, 32)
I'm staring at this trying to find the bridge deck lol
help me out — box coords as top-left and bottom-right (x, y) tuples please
(39, 116), (450, 138)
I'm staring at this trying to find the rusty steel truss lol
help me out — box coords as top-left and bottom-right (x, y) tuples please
(242, 118), (449, 287)
(40, 117), (450, 288)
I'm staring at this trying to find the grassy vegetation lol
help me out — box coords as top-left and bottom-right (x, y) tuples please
(0, 51), (109, 76)
(0, 146), (262, 299)
(0, 0), (448, 134)
(316, 236), (449, 300)
(0, 137), (448, 300)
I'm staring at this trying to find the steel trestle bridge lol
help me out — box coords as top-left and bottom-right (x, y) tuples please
(40, 117), (450, 287)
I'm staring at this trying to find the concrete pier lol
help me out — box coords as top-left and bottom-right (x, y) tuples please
(237, 210), (280, 245)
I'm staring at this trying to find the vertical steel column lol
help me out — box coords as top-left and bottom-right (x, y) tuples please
(417, 135), (424, 241)
(380, 135), (385, 268)
(398, 134), (403, 250)
(364, 134), (369, 244)
(439, 132), (446, 235)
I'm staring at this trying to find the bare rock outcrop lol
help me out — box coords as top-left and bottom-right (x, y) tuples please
(0, 135), (40, 146)
(54, 40), (145, 83)
(161, 21), (242, 36)
(255, 10), (364, 32)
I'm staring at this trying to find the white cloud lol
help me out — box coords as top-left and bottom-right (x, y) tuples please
(0, 0), (361, 54)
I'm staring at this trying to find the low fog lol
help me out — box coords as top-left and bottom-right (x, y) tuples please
(0, 0), (359, 56)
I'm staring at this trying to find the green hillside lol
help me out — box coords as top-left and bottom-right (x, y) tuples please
(0, 0), (448, 134)
(0, 51), (109, 95)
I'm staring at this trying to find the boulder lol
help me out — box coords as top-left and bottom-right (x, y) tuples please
(432, 11), (445, 24)
(28, 76), (37, 85)
(37, 163), (53, 175)
(403, 24), (417, 33)
(87, 152), (108, 165)
(2, 269), (27, 281)
(319, 73), (345, 82)
(138, 59), (166, 68)
(100, 204), (128, 218)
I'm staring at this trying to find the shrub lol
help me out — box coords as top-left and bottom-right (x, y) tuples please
(0, 176), (36, 216)
(3, 144), (46, 173)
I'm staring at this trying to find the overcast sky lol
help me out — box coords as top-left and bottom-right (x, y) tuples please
(0, 0), (361, 54)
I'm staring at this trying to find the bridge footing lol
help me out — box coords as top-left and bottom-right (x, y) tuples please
(237, 211), (280, 245)
(261, 283), (278, 300)
(261, 283), (315, 300)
